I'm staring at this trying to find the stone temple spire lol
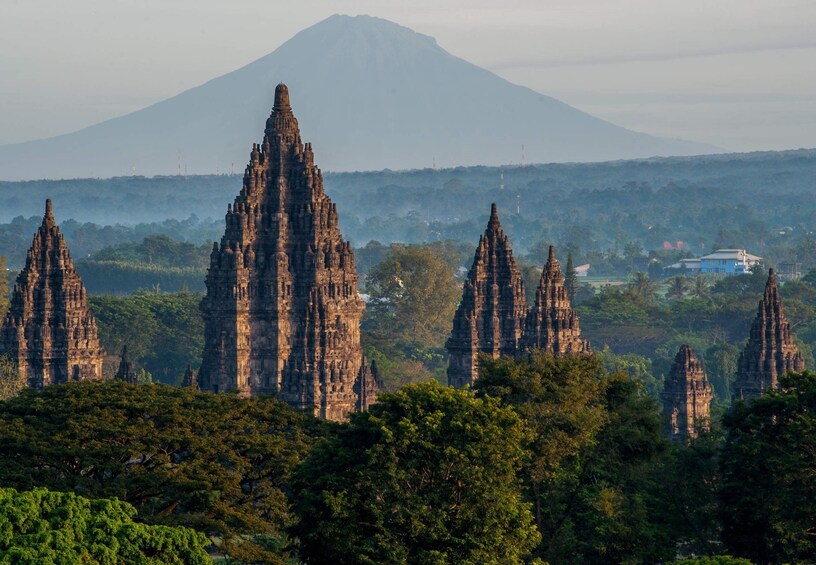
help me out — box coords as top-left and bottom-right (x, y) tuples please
(446, 203), (528, 388)
(199, 83), (379, 420)
(182, 364), (198, 390)
(733, 269), (804, 400)
(661, 345), (713, 441)
(522, 245), (591, 355)
(0, 199), (105, 387)
(114, 345), (138, 384)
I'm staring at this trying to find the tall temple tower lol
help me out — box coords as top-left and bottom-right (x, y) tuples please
(199, 84), (380, 420)
(522, 245), (591, 355)
(733, 269), (804, 401)
(661, 345), (713, 441)
(0, 200), (104, 387)
(446, 204), (528, 388)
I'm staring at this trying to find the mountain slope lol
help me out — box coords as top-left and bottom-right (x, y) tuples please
(0, 15), (718, 180)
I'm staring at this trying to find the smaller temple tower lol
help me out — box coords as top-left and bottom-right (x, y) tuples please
(0, 200), (105, 387)
(522, 245), (591, 356)
(661, 345), (713, 441)
(182, 364), (198, 390)
(114, 345), (138, 384)
(733, 269), (804, 400)
(446, 204), (528, 388)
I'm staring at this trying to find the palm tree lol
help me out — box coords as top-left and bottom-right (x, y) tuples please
(666, 276), (689, 300)
(628, 272), (658, 304)
(691, 277), (711, 299)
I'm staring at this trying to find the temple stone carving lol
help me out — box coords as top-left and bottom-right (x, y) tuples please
(661, 345), (713, 441)
(182, 364), (198, 390)
(114, 345), (138, 384)
(522, 245), (591, 355)
(0, 200), (105, 387)
(446, 204), (528, 388)
(733, 269), (805, 400)
(199, 83), (380, 420)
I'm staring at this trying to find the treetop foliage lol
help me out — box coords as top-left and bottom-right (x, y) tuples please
(364, 242), (462, 350)
(719, 372), (816, 564)
(0, 381), (324, 563)
(0, 486), (209, 564)
(89, 292), (203, 382)
(475, 353), (674, 564)
(290, 381), (540, 564)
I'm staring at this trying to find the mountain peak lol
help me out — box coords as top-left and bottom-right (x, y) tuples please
(0, 15), (718, 180)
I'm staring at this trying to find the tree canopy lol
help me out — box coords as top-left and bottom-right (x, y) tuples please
(719, 372), (816, 564)
(289, 381), (540, 564)
(0, 486), (209, 564)
(364, 242), (461, 350)
(475, 353), (674, 564)
(89, 292), (203, 382)
(0, 381), (324, 563)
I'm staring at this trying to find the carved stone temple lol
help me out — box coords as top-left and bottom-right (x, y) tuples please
(522, 245), (591, 356)
(446, 204), (529, 388)
(182, 364), (198, 390)
(661, 344), (713, 441)
(114, 345), (138, 384)
(446, 206), (591, 388)
(199, 83), (381, 420)
(733, 269), (804, 400)
(0, 199), (105, 387)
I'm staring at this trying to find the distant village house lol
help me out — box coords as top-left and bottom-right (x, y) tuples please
(670, 249), (761, 276)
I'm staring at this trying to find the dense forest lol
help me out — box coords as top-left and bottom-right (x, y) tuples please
(1, 149), (816, 562)
(0, 361), (813, 563)
(1, 149), (815, 274)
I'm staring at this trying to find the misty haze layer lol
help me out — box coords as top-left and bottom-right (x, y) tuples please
(0, 15), (718, 181)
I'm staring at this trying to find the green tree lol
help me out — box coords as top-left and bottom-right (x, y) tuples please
(89, 292), (204, 382)
(476, 353), (674, 564)
(660, 431), (724, 558)
(596, 345), (662, 401)
(475, 354), (607, 538)
(0, 355), (25, 401)
(628, 272), (658, 304)
(565, 252), (578, 300)
(705, 343), (739, 402)
(667, 275), (690, 300)
(691, 276), (712, 299)
(0, 486), (209, 564)
(289, 381), (540, 564)
(0, 381), (323, 563)
(365, 243), (461, 349)
(719, 372), (816, 564)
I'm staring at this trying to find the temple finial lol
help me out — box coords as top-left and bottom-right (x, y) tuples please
(43, 199), (55, 225)
(274, 83), (291, 112)
(488, 203), (499, 227)
(548, 245), (557, 263)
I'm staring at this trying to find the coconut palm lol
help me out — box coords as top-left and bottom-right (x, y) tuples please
(666, 275), (690, 300)
(628, 272), (658, 304)
(691, 276), (711, 299)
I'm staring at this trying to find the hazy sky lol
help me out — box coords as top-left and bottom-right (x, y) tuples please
(2, 0), (814, 151)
